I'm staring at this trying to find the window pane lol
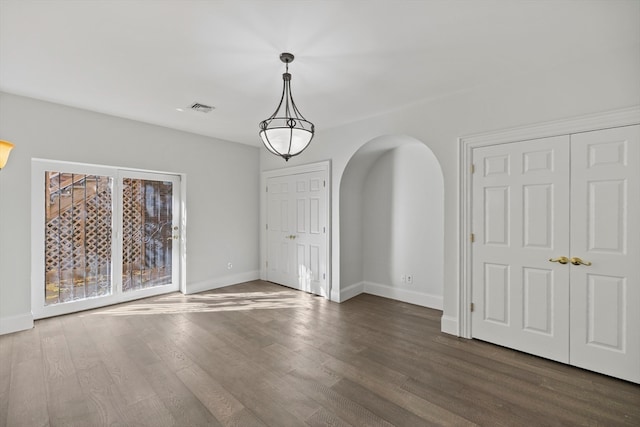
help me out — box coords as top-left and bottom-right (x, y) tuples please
(45, 172), (113, 305)
(122, 178), (173, 292)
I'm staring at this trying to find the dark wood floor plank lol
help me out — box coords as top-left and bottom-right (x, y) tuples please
(331, 377), (439, 427)
(400, 374), (541, 426)
(261, 371), (324, 420)
(261, 342), (343, 387)
(45, 371), (95, 427)
(434, 334), (640, 408)
(223, 377), (310, 427)
(396, 340), (634, 426)
(285, 369), (396, 427)
(139, 326), (195, 373)
(7, 326), (49, 427)
(40, 316), (112, 426)
(197, 343), (311, 426)
(83, 316), (159, 410)
(430, 339), (640, 423)
(167, 318), (309, 426)
(60, 315), (102, 371)
(0, 335), (13, 427)
(75, 361), (126, 427)
(120, 394), (176, 427)
(362, 345), (587, 426)
(305, 407), (354, 427)
(223, 408), (270, 427)
(176, 363), (257, 426)
(321, 354), (477, 426)
(38, 317), (77, 381)
(3, 280), (639, 426)
(138, 360), (222, 426)
(320, 349), (408, 388)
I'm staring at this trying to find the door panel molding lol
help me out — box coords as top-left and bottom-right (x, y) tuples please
(471, 137), (571, 363)
(260, 160), (331, 298)
(459, 108), (640, 382)
(458, 106), (640, 339)
(568, 126), (639, 382)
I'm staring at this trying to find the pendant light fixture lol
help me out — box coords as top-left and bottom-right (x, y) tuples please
(259, 52), (314, 161)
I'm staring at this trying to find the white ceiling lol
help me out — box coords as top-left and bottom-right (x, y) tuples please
(1, 0), (638, 146)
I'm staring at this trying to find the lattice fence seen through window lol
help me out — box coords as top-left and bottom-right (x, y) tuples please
(45, 172), (113, 305)
(122, 178), (173, 292)
(45, 172), (174, 305)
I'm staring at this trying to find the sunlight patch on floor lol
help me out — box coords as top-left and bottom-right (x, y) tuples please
(85, 290), (311, 316)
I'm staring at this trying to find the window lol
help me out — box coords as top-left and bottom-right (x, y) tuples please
(32, 160), (183, 318)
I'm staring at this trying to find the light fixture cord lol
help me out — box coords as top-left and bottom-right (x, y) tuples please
(284, 62), (291, 120)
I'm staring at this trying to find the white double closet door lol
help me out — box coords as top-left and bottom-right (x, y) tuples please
(472, 125), (639, 383)
(266, 170), (328, 297)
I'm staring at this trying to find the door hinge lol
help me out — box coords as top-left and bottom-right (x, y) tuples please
(323, 226), (326, 233)
(470, 303), (475, 312)
(323, 273), (326, 280)
(323, 180), (326, 187)
(471, 164), (475, 174)
(266, 224), (268, 230)
(266, 186), (268, 192)
(266, 261), (268, 268)
(470, 233), (475, 243)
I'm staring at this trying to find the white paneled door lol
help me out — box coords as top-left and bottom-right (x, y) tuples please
(267, 170), (328, 296)
(472, 136), (571, 363)
(569, 127), (640, 382)
(472, 125), (639, 383)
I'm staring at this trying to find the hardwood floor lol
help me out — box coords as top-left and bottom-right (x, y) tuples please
(1, 280), (638, 426)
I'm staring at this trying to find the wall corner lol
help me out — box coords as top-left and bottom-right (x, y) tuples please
(440, 314), (459, 336)
(0, 312), (34, 336)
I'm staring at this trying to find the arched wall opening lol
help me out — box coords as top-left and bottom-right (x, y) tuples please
(339, 135), (444, 308)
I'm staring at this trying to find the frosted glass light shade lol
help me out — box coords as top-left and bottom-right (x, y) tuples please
(260, 127), (313, 159)
(0, 140), (14, 169)
(259, 53), (314, 161)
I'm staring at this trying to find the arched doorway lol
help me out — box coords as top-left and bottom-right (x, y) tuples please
(339, 135), (444, 308)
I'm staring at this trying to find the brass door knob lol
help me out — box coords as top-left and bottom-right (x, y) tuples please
(549, 256), (569, 264)
(570, 257), (592, 266)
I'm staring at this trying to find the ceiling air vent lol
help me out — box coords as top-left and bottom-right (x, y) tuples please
(190, 102), (214, 113)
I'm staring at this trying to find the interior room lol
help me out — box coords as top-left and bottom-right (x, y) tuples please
(0, 1), (639, 425)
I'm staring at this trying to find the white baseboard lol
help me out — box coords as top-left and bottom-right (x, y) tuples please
(0, 312), (34, 336)
(330, 287), (340, 302)
(185, 270), (260, 295)
(440, 314), (459, 336)
(339, 282), (365, 302)
(363, 281), (443, 310)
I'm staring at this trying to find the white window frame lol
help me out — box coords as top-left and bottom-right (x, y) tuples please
(31, 159), (187, 319)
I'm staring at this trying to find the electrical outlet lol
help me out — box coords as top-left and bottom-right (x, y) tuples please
(227, 262), (233, 270)
(406, 275), (413, 284)
(401, 275), (406, 283)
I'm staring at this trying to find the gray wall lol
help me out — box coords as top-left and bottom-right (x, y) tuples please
(340, 139), (444, 307)
(260, 45), (640, 333)
(362, 144), (444, 301)
(0, 93), (260, 332)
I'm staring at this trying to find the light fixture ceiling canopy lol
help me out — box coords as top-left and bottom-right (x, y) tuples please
(259, 52), (314, 162)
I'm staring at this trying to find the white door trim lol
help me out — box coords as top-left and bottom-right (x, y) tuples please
(457, 106), (640, 338)
(260, 160), (331, 297)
